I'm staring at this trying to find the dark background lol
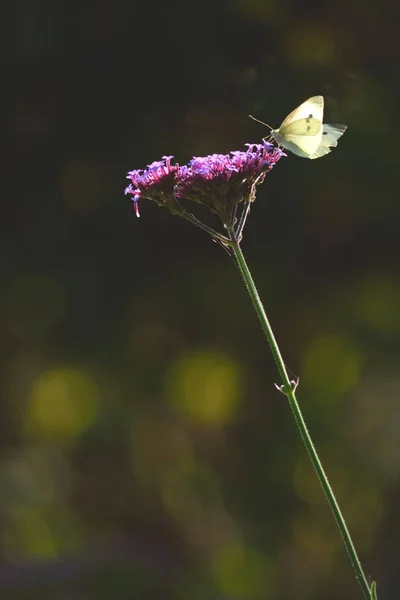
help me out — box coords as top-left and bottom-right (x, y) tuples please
(3, 0), (400, 598)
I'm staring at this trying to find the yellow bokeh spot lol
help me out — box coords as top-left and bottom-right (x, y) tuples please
(166, 350), (242, 425)
(353, 275), (400, 333)
(344, 486), (383, 549)
(343, 75), (392, 134)
(3, 505), (81, 559)
(231, 0), (287, 25)
(212, 541), (269, 598)
(5, 507), (58, 559)
(293, 453), (352, 506)
(291, 511), (337, 567)
(5, 272), (65, 337)
(301, 333), (362, 395)
(26, 367), (100, 441)
(293, 455), (325, 505)
(283, 22), (336, 66)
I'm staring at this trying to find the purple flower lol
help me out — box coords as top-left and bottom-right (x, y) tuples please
(175, 142), (284, 227)
(125, 141), (284, 234)
(125, 156), (181, 217)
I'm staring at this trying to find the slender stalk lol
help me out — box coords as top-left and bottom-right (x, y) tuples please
(226, 226), (372, 600)
(235, 200), (252, 242)
(181, 211), (229, 245)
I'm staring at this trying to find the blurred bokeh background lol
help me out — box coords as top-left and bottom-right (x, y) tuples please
(4, 0), (400, 598)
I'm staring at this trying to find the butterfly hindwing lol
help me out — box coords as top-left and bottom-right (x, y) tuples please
(284, 132), (322, 156)
(320, 123), (347, 147)
(309, 124), (348, 158)
(310, 145), (332, 159)
(279, 117), (322, 136)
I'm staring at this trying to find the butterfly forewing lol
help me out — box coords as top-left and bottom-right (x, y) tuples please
(279, 95), (324, 129)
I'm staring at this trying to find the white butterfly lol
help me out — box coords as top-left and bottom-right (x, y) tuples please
(250, 96), (347, 159)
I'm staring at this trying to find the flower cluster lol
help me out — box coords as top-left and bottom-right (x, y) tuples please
(125, 156), (181, 218)
(125, 142), (284, 233)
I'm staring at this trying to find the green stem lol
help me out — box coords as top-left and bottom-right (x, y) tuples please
(226, 227), (372, 600)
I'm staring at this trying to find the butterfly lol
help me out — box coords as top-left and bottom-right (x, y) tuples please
(250, 96), (347, 159)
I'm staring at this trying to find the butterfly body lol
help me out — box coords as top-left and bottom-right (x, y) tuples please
(252, 96), (347, 159)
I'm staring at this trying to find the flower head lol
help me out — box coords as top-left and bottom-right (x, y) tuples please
(175, 141), (283, 227)
(125, 156), (181, 217)
(125, 141), (284, 239)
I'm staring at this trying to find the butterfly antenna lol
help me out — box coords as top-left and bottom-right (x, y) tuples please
(248, 115), (272, 131)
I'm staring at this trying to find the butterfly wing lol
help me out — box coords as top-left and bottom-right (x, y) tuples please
(269, 97), (346, 159)
(309, 123), (348, 159)
(309, 145), (332, 159)
(269, 137), (316, 158)
(275, 118), (322, 156)
(280, 118), (322, 136)
(275, 97), (324, 157)
(319, 123), (347, 147)
(279, 96), (324, 129)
